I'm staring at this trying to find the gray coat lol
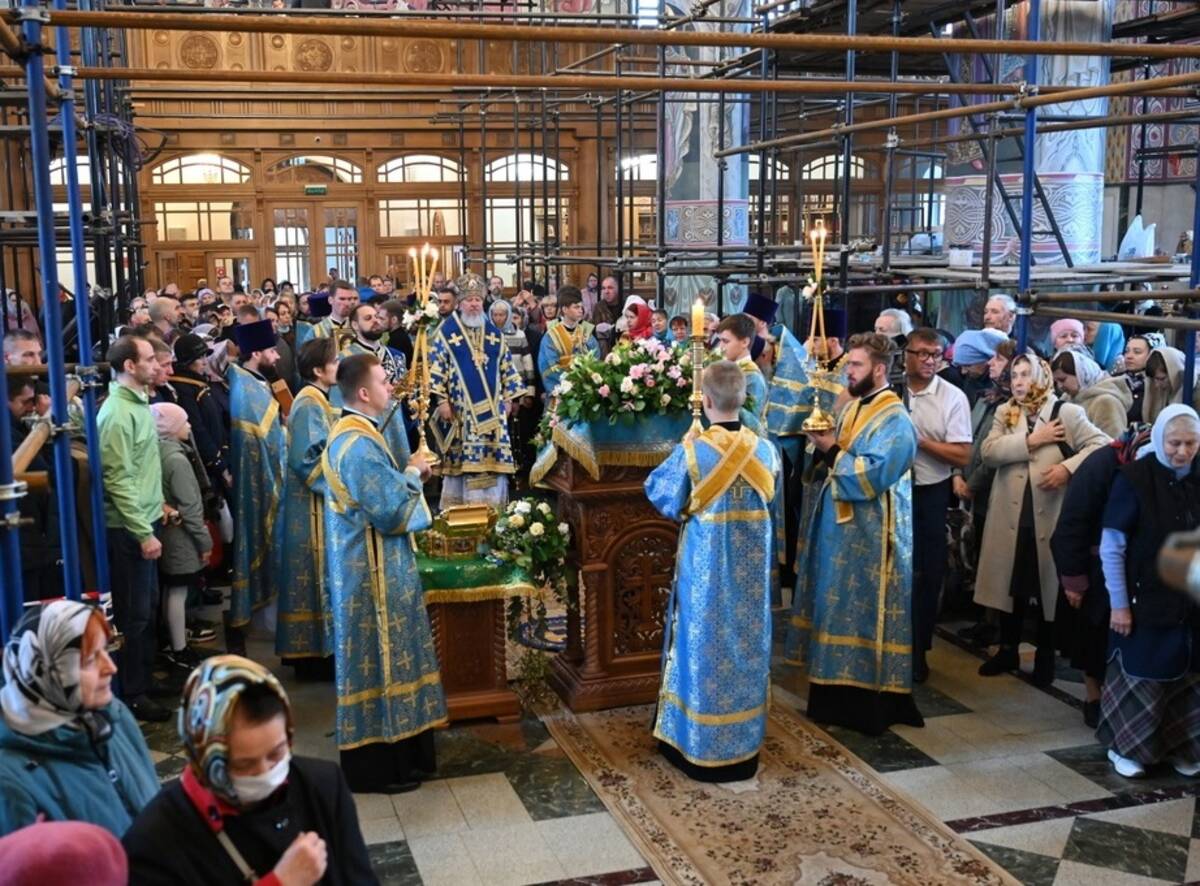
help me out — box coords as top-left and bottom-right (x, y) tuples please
(158, 436), (212, 577)
(973, 396), (1109, 620)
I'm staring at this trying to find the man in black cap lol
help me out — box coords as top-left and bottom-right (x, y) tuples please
(226, 319), (286, 655)
(171, 332), (230, 493)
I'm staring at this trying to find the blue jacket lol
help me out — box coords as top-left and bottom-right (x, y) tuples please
(0, 699), (160, 837)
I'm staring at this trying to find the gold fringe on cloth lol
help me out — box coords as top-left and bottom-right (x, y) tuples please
(424, 583), (537, 604)
(543, 703), (1019, 886)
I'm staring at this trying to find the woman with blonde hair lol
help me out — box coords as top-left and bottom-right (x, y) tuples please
(974, 354), (1109, 684)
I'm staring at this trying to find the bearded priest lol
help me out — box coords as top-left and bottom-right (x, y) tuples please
(784, 332), (924, 736)
(645, 360), (781, 782)
(428, 276), (525, 510)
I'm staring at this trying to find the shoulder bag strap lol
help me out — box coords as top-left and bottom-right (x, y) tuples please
(1049, 399), (1075, 460)
(215, 829), (260, 883)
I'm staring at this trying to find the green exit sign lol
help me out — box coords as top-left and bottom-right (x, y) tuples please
(304, 185), (327, 196)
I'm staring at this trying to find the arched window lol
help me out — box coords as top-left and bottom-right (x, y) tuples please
(799, 154), (866, 180)
(748, 155), (790, 181)
(617, 154), (657, 181)
(264, 155), (362, 185)
(377, 154), (464, 183)
(485, 153), (569, 183)
(50, 157), (93, 187)
(150, 153), (251, 185)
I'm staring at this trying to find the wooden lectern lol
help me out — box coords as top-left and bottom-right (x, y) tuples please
(543, 457), (678, 711)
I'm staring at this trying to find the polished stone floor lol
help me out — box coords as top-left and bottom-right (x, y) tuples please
(140, 617), (1200, 885)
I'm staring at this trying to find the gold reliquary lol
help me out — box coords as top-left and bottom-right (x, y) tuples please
(416, 504), (497, 559)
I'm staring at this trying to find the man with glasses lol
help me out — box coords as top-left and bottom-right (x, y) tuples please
(904, 327), (972, 683)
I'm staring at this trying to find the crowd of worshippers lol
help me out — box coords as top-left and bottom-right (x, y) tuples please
(0, 271), (1198, 871)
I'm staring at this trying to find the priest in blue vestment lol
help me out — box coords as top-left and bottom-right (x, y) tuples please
(227, 319), (286, 650)
(785, 332), (925, 735)
(537, 285), (600, 393)
(275, 336), (341, 675)
(428, 281), (525, 509)
(322, 352), (445, 793)
(646, 360), (781, 782)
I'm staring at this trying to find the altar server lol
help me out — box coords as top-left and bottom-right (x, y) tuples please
(228, 320), (286, 647)
(275, 337), (341, 672)
(322, 353), (445, 793)
(428, 278), (526, 509)
(715, 313), (768, 434)
(537, 285), (600, 393)
(785, 333), (924, 735)
(645, 360), (781, 781)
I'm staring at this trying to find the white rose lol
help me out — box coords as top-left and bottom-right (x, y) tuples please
(557, 522), (570, 536)
(590, 372), (603, 384)
(424, 301), (439, 318)
(557, 380), (572, 395)
(661, 394), (671, 406)
(515, 501), (531, 514)
(620, 377), (635, 394)
(529, 522), (545, 537)
(509, 513), (525, 528)
(537, 502), (552, 515)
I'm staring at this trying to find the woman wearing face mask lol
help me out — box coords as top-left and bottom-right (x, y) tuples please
(123, 656), (376, 885)
(973, 354), (1109, 685)
(1050, 348), (1127, 438)
(0, 601), (159, 836)
(1096, 405), (1200, 778)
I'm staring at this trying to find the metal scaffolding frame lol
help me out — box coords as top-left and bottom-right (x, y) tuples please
(3, 0), (1200, 627)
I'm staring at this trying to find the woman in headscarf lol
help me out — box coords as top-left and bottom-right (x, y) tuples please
(1143, 346), (1187, 425)
(974, 354), (1109, 684)
(619, 295), (654, 341)
(1051, 348), (1128, 438)
(1051, 424), (1153, 728)
(0, 601), (159, 836)
(1085, 320), (1126, 372)
(1049, 318), (1087, 354)
(1096, 405), (1200, 778)
(123, 655), (376, 885)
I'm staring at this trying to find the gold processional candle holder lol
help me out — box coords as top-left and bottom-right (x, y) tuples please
(802, 218), (837, 433)
(688, 297), (706, 438)
(407, 243), (441, 468)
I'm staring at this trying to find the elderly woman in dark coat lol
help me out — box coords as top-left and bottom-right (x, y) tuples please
(1050, 425), (1152, 727)
(1097, 404), (1200, 778)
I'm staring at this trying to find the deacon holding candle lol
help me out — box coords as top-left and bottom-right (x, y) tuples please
(646, 359), (782, 781)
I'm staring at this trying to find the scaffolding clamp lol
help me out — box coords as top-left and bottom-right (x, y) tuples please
(1012, 81), (1039, 109)
(885, 131), (900, 150)
(12, 7), (50, 23)
(0, 480), (28, 505)
(52, 64), (77, 78)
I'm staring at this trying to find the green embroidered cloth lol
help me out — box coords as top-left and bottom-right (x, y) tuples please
(418, 552), (538, 604)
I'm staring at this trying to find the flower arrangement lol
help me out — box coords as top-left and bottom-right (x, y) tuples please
(535, 336), (702, 446)
(401, 298), (442, 334)
(490, 496), (574, 704)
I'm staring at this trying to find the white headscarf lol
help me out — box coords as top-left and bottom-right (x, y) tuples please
(1056, 346), (1106, 391)
(1151, 403), (1200, 475)
(1, 601), (101, 736)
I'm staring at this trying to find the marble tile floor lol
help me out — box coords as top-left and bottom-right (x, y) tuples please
(139, 623), (1200, 885)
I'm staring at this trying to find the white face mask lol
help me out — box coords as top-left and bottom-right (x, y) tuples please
(231, 751), (291, 805)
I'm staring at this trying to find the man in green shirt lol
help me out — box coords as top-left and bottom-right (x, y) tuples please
(97, 335), (171, 722)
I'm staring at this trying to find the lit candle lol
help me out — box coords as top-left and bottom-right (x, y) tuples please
(810, 219), (826, 285)
(420, 244), (430, 295)
(427, 248), (439, 297)
(691, 297), (705, 338)
(408, 247), (418, 294)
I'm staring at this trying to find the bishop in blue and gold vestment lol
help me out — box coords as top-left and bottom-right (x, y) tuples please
(228, 321), (286, 634)
(428, 289), (525, 510)
(322, 353), (446, 791)
(275, 337), (341, 666)
(784, 334), (924, 736)
(537, 286), (600, 393)
(645, 360), (781, 782)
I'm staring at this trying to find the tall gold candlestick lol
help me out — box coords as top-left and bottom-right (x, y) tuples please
(408, 242), (440, 467)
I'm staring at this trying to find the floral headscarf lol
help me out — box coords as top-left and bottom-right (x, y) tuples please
(1008, 353), (1055, 422)
(180, 655), (292, 807)
(1, 601), (110, 739)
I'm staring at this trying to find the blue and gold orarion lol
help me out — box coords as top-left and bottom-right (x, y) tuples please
(645, 425), (782, 768)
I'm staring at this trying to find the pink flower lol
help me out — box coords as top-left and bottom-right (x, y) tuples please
(598, 384), (610, 397)
(629, 363), (647, 380)
(645, 378), (656, 388)
(676, 377), (688, 387)
(667, 365), (682, 380)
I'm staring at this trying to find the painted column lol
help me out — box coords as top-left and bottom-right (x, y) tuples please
(661, 0), (750, 317)
(943, 0), (1112, 267)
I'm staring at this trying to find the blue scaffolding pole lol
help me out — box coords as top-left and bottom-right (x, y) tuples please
(54, 0), (110, 597)
(1185, 154), (1200, 405)
(1015, 0), (1041, 355)
(21, 0), (83, 601)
